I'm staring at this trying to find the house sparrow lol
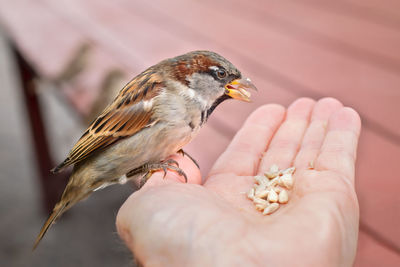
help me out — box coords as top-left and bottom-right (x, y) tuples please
(33, 50), (257, 249)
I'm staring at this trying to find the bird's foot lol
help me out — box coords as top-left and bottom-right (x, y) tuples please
(177, 149), (200, 169)
(126, 159), (188, 188)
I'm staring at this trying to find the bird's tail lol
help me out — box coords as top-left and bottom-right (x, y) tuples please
(33, 201), (69, 250)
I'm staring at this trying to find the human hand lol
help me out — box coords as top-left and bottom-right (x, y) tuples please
(116, 98), (361, 267)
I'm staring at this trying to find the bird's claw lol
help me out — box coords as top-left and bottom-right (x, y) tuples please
(177, 149), (200, 169)
(127, 160), (188, 188)
(163, 158), (180, 168)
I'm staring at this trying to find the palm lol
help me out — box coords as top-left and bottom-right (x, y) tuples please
(117, 98), (361, 267)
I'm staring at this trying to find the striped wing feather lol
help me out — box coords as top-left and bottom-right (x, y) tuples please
(52, 70), (162, 173)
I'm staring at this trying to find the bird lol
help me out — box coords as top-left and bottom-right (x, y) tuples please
(33, 50), (257, 249)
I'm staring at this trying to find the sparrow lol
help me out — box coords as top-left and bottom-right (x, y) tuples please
(33, 50), (257, 249)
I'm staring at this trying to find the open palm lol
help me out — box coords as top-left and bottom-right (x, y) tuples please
(117, 98), (361, 267)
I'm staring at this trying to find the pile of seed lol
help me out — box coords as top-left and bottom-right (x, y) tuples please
(247, 164), (295, 215)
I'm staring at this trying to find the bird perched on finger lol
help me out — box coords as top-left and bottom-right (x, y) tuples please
(34, 50), (257, 248)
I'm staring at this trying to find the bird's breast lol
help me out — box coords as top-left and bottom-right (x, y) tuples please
(86, 91), (205, 180)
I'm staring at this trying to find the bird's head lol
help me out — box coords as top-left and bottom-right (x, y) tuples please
(161, 51), (257, 114)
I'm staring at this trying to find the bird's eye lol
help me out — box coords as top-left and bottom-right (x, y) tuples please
(216, 69), (227, 79)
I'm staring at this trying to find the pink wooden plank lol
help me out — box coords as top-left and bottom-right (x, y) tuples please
(39, 0), (143, 71)
(39, 0), (199, 114)
(262, 0), (400, 63)
(355, 231), (400, 267)
(41, 0), (197, 71)
(4, 0), (399, 139)
(62, 47), (125, 116)
(302, 0), (400, 31)
(133, 0), (400, 137)
(344, 0), (400, 17)
(221, 0), (400, 135)
(33, 0), (400, 144)
(0, 0), (85, 78)
(356, 127), (400, 245)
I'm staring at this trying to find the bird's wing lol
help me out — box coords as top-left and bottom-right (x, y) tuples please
(52, 70), (163, 173)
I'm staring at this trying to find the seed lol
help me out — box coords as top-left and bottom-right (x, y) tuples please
(254, 184), (267, 196)
(278, 189), (289, 204)
(249, 164), (295, 215)
(267, 189), (278, 202)
(308, 160), (314, 170)
(280, 173), (294, 189)
(254, 175), (267, 185)
(270, 164), (279, 173)
(265, 172), (277, 179)
(255, 203), (267, 211)
(273, 187), (281, 194)
(247, 188), (255, 200)
(265, 164), (279, 179)
(268, 177), (280, 187)
(254, 175), (262, 185)
(263, 203), (279, 215)
(253, 197), (268, 206)
(255, 189), (269, 199)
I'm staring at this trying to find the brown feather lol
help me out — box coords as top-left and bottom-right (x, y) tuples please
(52, 72), (163, 173)
(33, 202), (68, 250)
(169, 53), (219, 86)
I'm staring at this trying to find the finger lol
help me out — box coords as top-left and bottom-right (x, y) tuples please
(258, 98), (315, 174)
(315, 107), (361, 183)
(142, 154), (202, 188)
(208, 103), (285, 177)
(294, 98), (343, 169)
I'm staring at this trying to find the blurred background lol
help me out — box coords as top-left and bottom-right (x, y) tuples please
(0, 0), (399, 266)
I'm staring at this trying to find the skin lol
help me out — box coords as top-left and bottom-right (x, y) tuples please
(116, 97), (361, 267)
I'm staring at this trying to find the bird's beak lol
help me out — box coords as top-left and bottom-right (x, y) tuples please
(225, 77), (257, 102)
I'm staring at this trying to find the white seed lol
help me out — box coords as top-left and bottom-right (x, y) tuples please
(265, 172), (277, 179)
(280, 173), (294, 189)
(308, 160), (314, 170)
(265, 164), (279, 179)
(278, 189), (289, 204)
(255, 203), (267, 211)
(248, 164), (295, 214)
(267, 189), (278, 203)
(254, 175), (267, 185)
(270, 164), (279, 173)
(273, 187), (281, 193)
(247, 188), (255, 200)
(267, 177), (280, 187)
(253, 197), (268, 206)
(255, 189), (269, 199)
(263, 203), (279, 215)
(254, 184), (267, 196)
